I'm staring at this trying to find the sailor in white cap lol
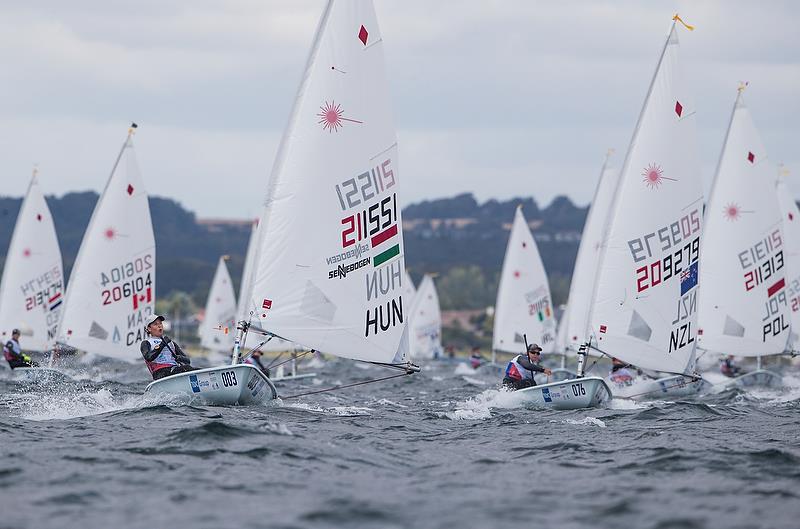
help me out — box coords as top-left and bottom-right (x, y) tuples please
(140, 314), (196, 380)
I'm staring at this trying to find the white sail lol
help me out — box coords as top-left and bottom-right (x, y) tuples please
(199, 256), (237, 354)
(236, 219), (260, 322)
(402, 269), (416, 308)
(697, 91), (790, 357)
(408, 275), (442, 359)
(249, 0), (409, 364)
(777, 172), (800, 350)
(589, 21), (701, 374)
(58, 130), (155, 362)
(0, 171), (64, 351)
(492, 207), (556, 354)
(563, 157), (618, 352)
(555, 306), (569, 353)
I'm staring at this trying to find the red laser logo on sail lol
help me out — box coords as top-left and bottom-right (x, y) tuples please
(724, 203), (741, 221)
(642, 163), (675, 189)
(318, 101), (362, 133)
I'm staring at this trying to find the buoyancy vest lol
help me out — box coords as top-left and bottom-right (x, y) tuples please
(143, 337), (178, 374)
(3, 339), (21, 362)
(609, 367), (635, 384)
(505, 355), (537, 381)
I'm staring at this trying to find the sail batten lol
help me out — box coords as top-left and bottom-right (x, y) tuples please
(249, 0), (408, 364)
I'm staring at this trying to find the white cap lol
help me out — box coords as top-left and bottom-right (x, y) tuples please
(144, 314), (165, 328)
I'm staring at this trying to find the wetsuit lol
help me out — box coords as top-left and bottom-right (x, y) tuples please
(246, 355), (270, 378)
(140, 336), (197, 380)
(503, 354), (546, 390)
(720, 358), (741, 378)
(3, 338), (35, 369)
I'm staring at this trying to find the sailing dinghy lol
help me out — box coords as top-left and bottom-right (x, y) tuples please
(587, 17), (710, 399)
(409, 275), (443, 361)
(697, 87), (787, 389)
(489, 208), (610, 407)
(151, 0), (417, 405)
(0, 170), (68, 381)
(198, 255), (237, 359)
(57, 126), (155, 365)
(491, 207), (566, 377)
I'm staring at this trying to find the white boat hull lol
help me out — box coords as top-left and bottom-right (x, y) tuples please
(144, 364), (277, 405)
(609, 374), (710, 399)
(9, 367), (73, 383)
(726, 369), (782, 389)
(512, 376), (611, 410)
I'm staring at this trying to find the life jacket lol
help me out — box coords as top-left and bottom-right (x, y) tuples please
(142, 337), (178, 375)
(3, 339), (21, 362)
(505, 355), (537, 381)
(609, 367), (635, 384)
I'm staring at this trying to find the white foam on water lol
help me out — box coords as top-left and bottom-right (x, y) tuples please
(431, 376), (444, 381)
(11, 387), (162, 422)
(446, 388), (525, 420)
(371, 398), (408, 408)
(461, 376), (488, 386)
(282, 401), (373, 416)
(453, 364), (477, 376)
(608, 397), (651, 410)
(260, 422), (294, 436)
(556, 416), (607, 428)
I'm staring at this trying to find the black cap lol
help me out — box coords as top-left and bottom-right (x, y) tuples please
(12, 328), (20, 335)
(527, 343), (542, 353)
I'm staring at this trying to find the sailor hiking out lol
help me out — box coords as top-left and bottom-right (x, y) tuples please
(3, 329), (37, 369)
(502, 343), (552, 390)
(140, 314), (197, 380)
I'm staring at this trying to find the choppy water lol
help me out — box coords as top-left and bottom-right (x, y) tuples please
(2, 359), (799, 529)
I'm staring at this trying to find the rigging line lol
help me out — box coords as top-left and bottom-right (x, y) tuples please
(357, 360), (421, 373)
(268, 350), (313, 371)
(264, 350), (286, 369)
(280, 370), (415, 400)
(240, 336), (274, 363)
(588, 344), (694, 380)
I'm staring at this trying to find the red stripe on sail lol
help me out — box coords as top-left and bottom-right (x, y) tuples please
(767, 278), (786, 297)
(371, 224), (397, 248)
(49, 292), (61, 303)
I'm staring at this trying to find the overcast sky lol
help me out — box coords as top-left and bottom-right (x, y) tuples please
(0, 1), (797, 218)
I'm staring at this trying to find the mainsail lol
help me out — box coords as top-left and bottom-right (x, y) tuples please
(776, 171), (800, 351)
(249, 0), (409, 364)
(58, 129), (155, 361)
(402, 269), (416, 308)
(589, 20), (701, 374)
(409, 275), (442, 360)
(697, 90), (790, 357)
(0, 171), (64, 351)
(492, 207), (556, 354)
(199, 256), (237, 354)
(562, 154), (618, 353)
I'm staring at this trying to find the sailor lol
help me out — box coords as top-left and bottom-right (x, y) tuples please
(720, 355), (741, 378)
(3, 329), (37, 369)
(608, 357), (636, 384)
(469, 346), (485, 369)
(502, 343), (552, 390)
(245, 350), (270, 378)
(140, 314), (197, 380)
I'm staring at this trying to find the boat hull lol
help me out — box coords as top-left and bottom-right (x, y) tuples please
(726, 369), (782, 389)
(609, 374), (710, 399)
(513, 376), (611, 410)
(144, 364), (277, 405)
